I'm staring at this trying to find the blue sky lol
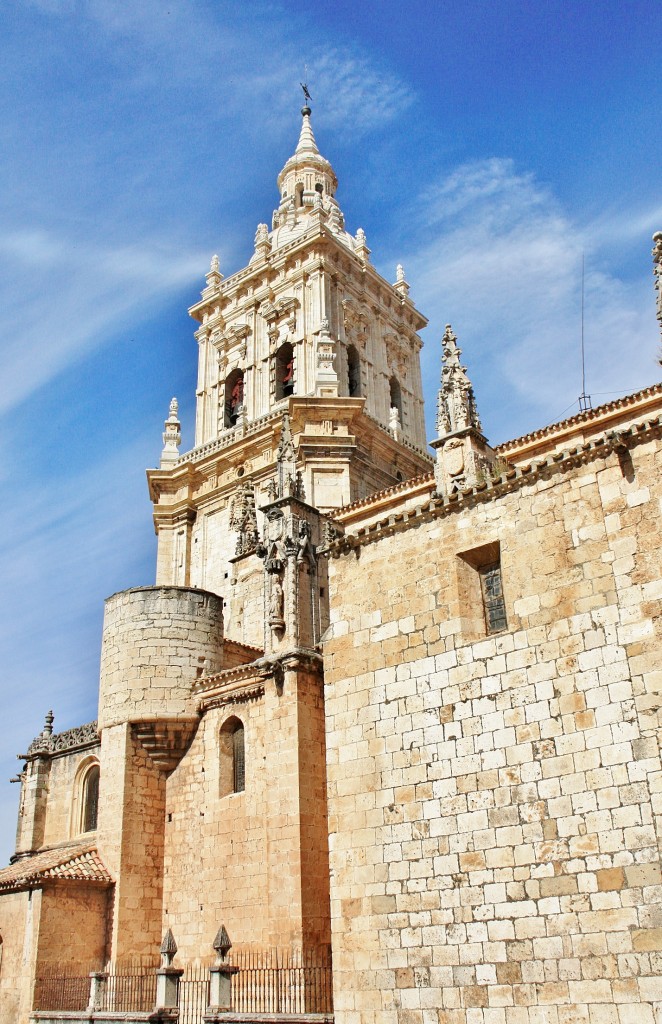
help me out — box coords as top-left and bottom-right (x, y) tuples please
(0, 0), (660, 865)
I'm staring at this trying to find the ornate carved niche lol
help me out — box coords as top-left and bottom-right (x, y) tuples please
(212, 323), (251, 374)
(385, 332), (409, 382)
(206, 305), (224, 330)
(227, 324), (251, 360)
(342, 298), (369, 351)
(229, 483), (259, 556)
(259, 296), (300, 351)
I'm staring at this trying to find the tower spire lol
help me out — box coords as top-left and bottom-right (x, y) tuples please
(431, 325), (497, 495)
(295, 104), (320, 158)
(276, 101), (338, 213)
(653, 232), (662, 356)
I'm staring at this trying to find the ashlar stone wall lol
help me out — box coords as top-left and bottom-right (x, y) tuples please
(323, 431), (662, 1024)
(162, 664), (331, 960)
(40, 746), (100, 850)
(0, 890), (40, 1024)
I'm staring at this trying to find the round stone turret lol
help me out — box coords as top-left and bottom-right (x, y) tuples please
(99, 586), (224, 731)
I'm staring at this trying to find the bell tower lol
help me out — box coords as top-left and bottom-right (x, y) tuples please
(147, 101), (433, 641)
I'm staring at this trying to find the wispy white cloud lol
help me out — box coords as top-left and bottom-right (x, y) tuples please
(0, 431), (158, 864)
(392, 159), (660, 442)
(0, 229), (207, 415)
(305, 50), (413, 133)
(0, 1), (414, 421)
(587, 200), (662, 248)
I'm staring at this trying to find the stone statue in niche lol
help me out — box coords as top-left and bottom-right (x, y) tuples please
(297, 520), (314, 564)
(389, 405), (401, 440)
(268, 575), (285, 631)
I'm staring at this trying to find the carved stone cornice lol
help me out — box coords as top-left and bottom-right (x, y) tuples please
(22, 721), (99, 762)
(329, 412), (662, 557)
(199, 683), (266, 713)
(147, 463), (203, 504)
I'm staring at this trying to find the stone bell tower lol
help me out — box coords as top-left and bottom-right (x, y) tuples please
(147, 100), (433, 642)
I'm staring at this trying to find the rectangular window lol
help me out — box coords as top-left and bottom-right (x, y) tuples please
(479, 562), (508, 634)
(457, 540), (508, 638)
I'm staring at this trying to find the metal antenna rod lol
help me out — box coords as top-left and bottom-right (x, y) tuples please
(578, 252), (592, 413)
(581, 253), (586, 396)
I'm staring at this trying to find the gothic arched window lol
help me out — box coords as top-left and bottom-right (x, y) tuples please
(275, 343), (295, 400)
(76, 761), (100, 834)
(347, 345), (361, 397)
(219, 717), (245, 796)
(224, 369), (245, 428)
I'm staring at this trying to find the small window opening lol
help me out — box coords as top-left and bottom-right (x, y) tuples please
(220, 717), (245, 796)
(458, 542), (508, 638)
(224, 369), (244, 427)
(347, 345), (361, 397)
(82, 765), (100, 833)
(480, 563), (508, 634)
(295, 183), (304, 209)
(276, 342), (295, 399)
(315, 183), (324, 195)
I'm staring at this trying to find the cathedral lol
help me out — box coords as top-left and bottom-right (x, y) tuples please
(1, 103), (662, 1024)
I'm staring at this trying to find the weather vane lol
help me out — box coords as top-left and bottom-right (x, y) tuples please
(300, 80), (312, 105)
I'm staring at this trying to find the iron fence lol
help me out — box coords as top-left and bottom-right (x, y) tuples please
(99, 961), (158, 1013)
(34, 949), (333, 1020)
(179, 963), (210, 1024)
(33, 965), (92, 1012)
(230, 948), (333, 1015)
